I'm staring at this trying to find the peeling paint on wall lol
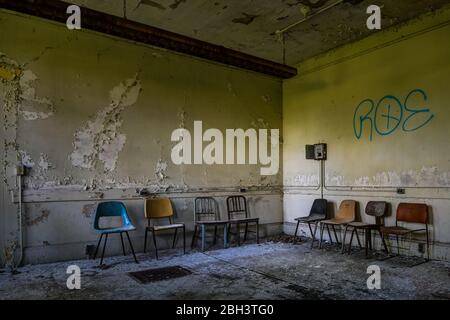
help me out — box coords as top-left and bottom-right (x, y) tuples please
(325, 167), (450, 187)
(19, 70), (54, 121)
(69, 74), (142, 172)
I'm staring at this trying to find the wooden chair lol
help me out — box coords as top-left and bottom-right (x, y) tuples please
(226, 196), (259, 246)
(343, 201), (389, 257)
(191, 197), (229, 251)
(144, 198), (186, 259)
(294, 199), (328, 248)
(319, 200), (356, 249)
(380, 203), (430, 260)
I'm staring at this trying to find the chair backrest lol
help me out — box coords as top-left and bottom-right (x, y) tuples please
(336, 200), (356, 221)
(194, 197), (220, 222)
(309, 199), (327, 218)
(144, 198), (174, 220)
(365, 201), (387, 217)
(227, 195), (248, 219)
(94, 201), (132, 230)
(397, 203), (428, 224)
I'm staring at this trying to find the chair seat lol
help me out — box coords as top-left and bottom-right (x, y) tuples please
(196, 220), (229, 226)
(380, 226), (416, 235)
(149, 223), (184, 231)
(95, 225), (136, 234)
(295, 214), (326, 223)
(322, 218), (353, 225)
(348, 222), (380, 229)
(228, 218), (259, 224)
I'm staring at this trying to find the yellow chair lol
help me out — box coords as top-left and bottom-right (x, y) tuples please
(144, 198), (186, 259)
(319, 200), (357, 249)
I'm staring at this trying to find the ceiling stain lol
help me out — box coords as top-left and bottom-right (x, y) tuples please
(169, 0), (187, 10)
(232, 13), (259, 25)
(134, 0), (167, 11)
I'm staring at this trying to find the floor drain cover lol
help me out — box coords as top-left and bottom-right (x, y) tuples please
(129, 266), (192, 284)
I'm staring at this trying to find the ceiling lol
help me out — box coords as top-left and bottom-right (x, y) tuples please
(69, 0), (450, 65)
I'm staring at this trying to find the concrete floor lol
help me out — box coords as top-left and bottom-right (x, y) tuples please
(0, 237), (449, 300)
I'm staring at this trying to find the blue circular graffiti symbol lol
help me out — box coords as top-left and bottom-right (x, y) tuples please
(374, 95), (403, 136)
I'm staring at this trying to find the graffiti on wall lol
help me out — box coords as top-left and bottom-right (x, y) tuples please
(353, 89), (434, 141)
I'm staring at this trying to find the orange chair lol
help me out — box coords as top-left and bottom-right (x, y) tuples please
(380, 203), (430, 260)
(144, 198), (186, 259)
(319, 200), (356, 249)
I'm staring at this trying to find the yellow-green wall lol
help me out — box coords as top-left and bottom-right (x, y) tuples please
(0, 10), (283, 265)
(283, 5), (450, 260)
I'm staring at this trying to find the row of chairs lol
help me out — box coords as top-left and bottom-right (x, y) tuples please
(294, 199), (431, 259)
(92, 196), (259, 265)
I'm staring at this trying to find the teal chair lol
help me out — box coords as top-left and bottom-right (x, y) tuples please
(93, 201), (138, 265)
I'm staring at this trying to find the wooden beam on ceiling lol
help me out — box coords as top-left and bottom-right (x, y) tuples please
(0, 0), (298, 79)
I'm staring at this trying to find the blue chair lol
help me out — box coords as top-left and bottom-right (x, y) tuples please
(93, 201), (138, 265)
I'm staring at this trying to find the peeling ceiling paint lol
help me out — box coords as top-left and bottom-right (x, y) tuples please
(69, 0), (450, 64)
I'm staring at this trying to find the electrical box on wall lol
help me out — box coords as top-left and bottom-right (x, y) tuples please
(305, 145), (315, 160)
(305, 143), (327, 160)
(314, 143), (327, 160)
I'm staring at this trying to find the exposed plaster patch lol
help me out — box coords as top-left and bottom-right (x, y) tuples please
(155, 159), (168, 182)
(19, 150), (35, 168)
(38, 153), (52, 171)
(70, 74), (142, 172)
(294, 174), (320, 186)
(82, 204), (96, 218)
(26, 209), (50, 227)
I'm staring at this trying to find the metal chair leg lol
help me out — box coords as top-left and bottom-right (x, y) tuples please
(152, 231), (158, 260)
(341, 225), (349, 254)
(319, 223), (325, 249)
(365, 229), (369, 258)
(326, 225), (333, 244)
(191, 225), (198, 249)
(172, 228), (178, 249)
(355, 229), (362, 248)
(236, 223), (241, 246)
(183, 226), (186, 254)
(201, 224), (206, 252)
(125, 231), (138, 264)
(348, 229), (355, 255)
(120, 232), (126, 256)
(100, 233), (108, 265)
(244, 223), (249, 242)
(93, 233), (103, 259)
(224, 224), (228, 248)
(256, 222), (260, 244)
(294, 221), (300, 240)
(379, 230), (389, 253)
(213, 225), (218, 245)
(307, 222), (314, 242)
(331, 225), (340, 245)
(311, 222), (319, 249)
(144, 229), (148, 253)
(396, 235), (400, 255)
